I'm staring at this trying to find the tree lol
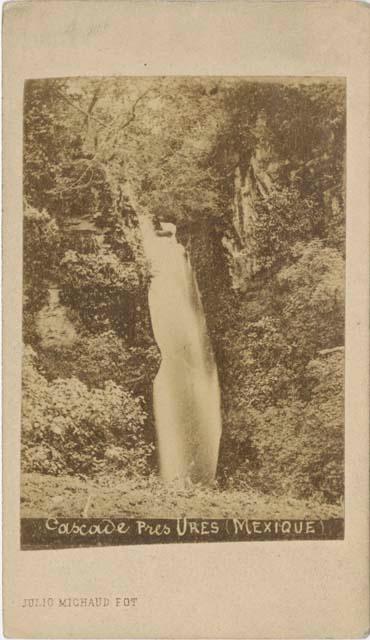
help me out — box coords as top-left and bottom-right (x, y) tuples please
(276, 239), (345, 359)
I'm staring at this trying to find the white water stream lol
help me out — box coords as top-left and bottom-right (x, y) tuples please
(140, 219), (222, 484)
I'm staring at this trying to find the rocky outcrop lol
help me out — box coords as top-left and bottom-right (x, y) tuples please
(222, 116), (278, 291)
(35, 288), (77, 349)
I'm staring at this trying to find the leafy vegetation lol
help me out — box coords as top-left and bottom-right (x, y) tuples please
(22, 77), (345, 512)
(22, 346), (153, 476)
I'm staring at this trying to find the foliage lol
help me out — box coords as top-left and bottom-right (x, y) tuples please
(37, 330), (161, 394)
(22, 76), (345, 507)
(23, 203), (61, 310)
(22, 346), (153, 476)
(221, 315), (295, 411)
(220, 352), (344, 503)
(24, 79), (114, 222)
(23, 204), (61, 275)
(253, 186), (321, 271)
(217, 241), (344, 502)
(276, 240), (345, 359)
(23, 203), (62, 343)
(58, 246), (152, 339)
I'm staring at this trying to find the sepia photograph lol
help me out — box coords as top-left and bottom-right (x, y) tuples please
(20, 76), (345, 547)
(4, 1), (369, 636)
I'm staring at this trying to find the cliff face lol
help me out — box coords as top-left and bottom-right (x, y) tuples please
(182, 126), (277, 351)
(35, 289), (75, 350)
(221, 127), (278, 291)
(179, 218), (230, 366)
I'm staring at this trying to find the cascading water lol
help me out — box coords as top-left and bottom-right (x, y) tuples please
(140, 218), (222, 484)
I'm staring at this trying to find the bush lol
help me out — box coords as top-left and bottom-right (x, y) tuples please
(36, 330), (161, 393)
(250, 396), (343, 503)
(220, 315), (295, 413)
(276, 239), (345, 357)
(22, 346), (153, 476)
(219, 352), (344, 504)
(59, 249), (142, 335)
(254, 186), (321, 270)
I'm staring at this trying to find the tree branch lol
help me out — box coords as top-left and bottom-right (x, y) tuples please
(86, 81), (104, 118)
(118, 88), (151, 131)
(104, 88), (152, 145)
(54, 87), (109, 129)
(51, 84), (152, 194)
(318, 346), (344, 356)
(47, 166), (95, 196)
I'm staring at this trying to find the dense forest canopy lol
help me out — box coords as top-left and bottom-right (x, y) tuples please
(23, 77), (345, 505)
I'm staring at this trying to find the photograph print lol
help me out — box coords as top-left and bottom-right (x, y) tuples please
(21, 76), (345, 548)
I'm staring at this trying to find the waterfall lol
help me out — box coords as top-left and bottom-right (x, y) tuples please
(140, 218), (222, 485)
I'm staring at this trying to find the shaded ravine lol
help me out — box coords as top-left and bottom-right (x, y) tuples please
(140, 218), (222, 484)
